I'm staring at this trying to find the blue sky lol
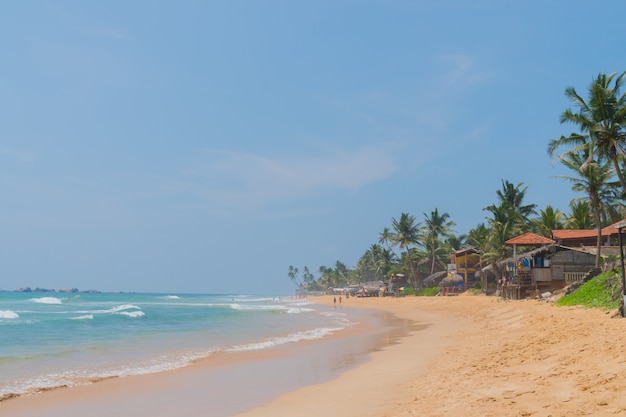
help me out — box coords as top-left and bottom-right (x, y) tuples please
(1, 1), (625, 294)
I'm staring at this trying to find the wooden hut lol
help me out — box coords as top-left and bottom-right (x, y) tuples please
(448, 247), (481, 290)
(497, 244), (597, 299)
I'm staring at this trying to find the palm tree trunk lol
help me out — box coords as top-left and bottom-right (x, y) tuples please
(612, 156), (626, 197)
(406, 249), (418, 289)
(430, 248), (436, 275)
(591, 196), (602, 268)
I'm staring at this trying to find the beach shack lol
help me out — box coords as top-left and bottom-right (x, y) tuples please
(474, 232), (599, 299)
(497, 242), (597, 299)
(448, 247), (481, 290)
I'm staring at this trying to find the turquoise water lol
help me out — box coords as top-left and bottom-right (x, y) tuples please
(0, 292), (349, 399)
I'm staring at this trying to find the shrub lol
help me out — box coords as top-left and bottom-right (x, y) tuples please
(416, 287), (440, 296)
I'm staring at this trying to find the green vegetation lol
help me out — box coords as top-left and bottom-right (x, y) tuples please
(556, 269), (623, 310)
(288, 71), (626, 301)
(415, 287), (441, 297)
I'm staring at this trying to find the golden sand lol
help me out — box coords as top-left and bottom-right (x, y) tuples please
(3, 294), (626, 417)
(236, 295), (626, 417)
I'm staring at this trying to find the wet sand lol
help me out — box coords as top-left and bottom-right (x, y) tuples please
(0, 302), (416, 417)
(4, 294), (626, 417)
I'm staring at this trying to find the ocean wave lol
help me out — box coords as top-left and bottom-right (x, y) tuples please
(118, 311), (145, 318)
(30, 297), (63, 305)
(229, 303), (309, 313)
(71, 314), (94, 320)
(86, 304), (142, 314)
(0, 348), (216, 400)
(163, 295), (180, 299)
(227, 327), (343, 352)
(110, 304), (141, 313)
(0, 310), (19, 319)
(286, 307), (315, 314)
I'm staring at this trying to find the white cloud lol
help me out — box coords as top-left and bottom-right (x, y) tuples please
(183, 146), (398, 211)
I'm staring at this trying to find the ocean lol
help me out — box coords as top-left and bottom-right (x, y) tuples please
(0, 292), (360, 401)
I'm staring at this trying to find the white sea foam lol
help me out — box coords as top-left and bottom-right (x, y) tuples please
(118, 310), (145, 318)
(30, 297), (63, 304)
(110, 304), (141, 312)
(0, 348), (220, 400)
(163, 295), (180, 299)
(88, 304), (142, 314)
(286, 307), (315, 314)
(230, 303), (298, 312)
(0, 310), (19, 319)
(227, 327), (343, 352)
(71, 314), (94, 320)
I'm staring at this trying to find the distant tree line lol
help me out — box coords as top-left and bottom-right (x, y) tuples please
(289, 71), (626, 292)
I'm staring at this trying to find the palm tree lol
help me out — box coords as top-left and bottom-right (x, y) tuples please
(302, 266), (315, 286)
(483, 221), (514, 278)
(356, 244), (397, 282)
(566, 201), (595, 229)
(422, 208), (456, 274)
(318, 266), (333, 288)
(557, 148), (616, 266)
(390, 213), (422, 289)
(467, 223), (490, 270)
(445, 233), (469, 254)
(548, 72), (626, 195)
(288, 265), (302, 288)
(531, 205), (566, 237)
(480, 181), (537, 277)
(485, 180), (537, 228)
(333, 261), (350, 287)
(378, 227), (393, 249)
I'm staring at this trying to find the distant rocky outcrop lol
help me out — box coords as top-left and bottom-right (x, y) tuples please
(10, 287), (100, 294)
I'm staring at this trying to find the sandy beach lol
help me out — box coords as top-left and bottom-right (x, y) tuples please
(3, 294), (626, 417)
(237, 295), (626, 417)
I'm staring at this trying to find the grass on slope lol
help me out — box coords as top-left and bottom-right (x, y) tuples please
(556, 268), (623, 310)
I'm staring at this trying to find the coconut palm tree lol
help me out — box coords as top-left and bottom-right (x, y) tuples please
(530, 205), (566, 237)
(422, 208), (456, 275)
(288, 265), (302, 288)
(390, 213), (422, 289)
(356, 244), (397, 282)
(302, 266), (315, 286)
(485, 180), (537, 228)
(557, 148), (616, 266)
(548, 72), (626, 194)
(378, 227), (393, 249)
(566, 201), (595, 229)
(445, 233), (469, 251)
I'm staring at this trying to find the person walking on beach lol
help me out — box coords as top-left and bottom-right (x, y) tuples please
(333, 296), (336, 306)
(339, 296), (342, 305)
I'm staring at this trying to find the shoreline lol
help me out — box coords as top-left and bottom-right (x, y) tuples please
(4, 294), (626, 416)
(0, 298), (414, 417)
(235, 294), (626, 417)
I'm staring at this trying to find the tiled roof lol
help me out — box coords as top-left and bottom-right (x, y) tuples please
(551, 219), (626, 240)
(552, 229), (604, 239)
(602, 219), (626, 234)
(505, 232), (556, 246)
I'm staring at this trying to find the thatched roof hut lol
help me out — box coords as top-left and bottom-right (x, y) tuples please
(423, 270), (447, 287)
(439, 273), (464, 287)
